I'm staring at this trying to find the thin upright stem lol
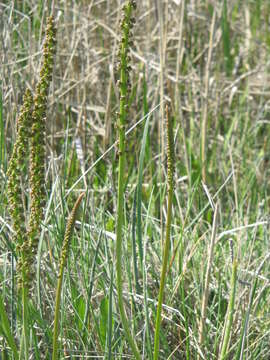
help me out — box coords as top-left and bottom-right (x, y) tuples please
(154, 106), (175, 359)
(201, 8), (216, 182)
(219, 259), (237, 360)
(52, 192), (84, 360)
(115, 2), (141, 359)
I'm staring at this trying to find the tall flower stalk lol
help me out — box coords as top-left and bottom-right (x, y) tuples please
(27, 16), (57, 281)
(7, 89), (33, 360)
(8, 16), (57, 287)
(154, 105), (175, 359)
(115, 2), (141, 359)
(6, 16), (57, 360)
(7, 89), (33, 286)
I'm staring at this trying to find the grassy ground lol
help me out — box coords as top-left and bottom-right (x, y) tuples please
(1, 0), (270, 359)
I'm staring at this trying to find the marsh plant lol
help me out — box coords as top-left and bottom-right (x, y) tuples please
(7, 16), (57, 289)
(5, 16), (58, 359)
(114, 2), (142, 360)
(153, 105), (175, 359)
(1, 0), (270, 359)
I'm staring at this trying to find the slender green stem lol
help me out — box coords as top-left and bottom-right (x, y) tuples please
(201, 8), (216, 182)
(154, 106), (175, 359)
(116, 133), (139, 356)
(21, 266), (29, 360)
(52, 264), (64, 360)
(198, 204), (218, 349)
(52, 192), (84, 360)
(153, 187), (173, 359)
(219, 259), (237, 360)
(116, 119), (141, 360)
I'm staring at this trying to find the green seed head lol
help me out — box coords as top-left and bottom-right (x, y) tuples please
(7, 89), (33, 287)
(166, 105), (175, 187)
(117, 1), (136, 120)
(28, 16), (57, 263)
(58, 193), (85, 276)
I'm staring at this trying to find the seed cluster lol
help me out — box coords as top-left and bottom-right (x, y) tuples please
(27, 16), (57, 282)
(7, 89), (33, 285)
(114, 3), (142, 360)
(7, 17), (57, 288)
(58, 193), (85, 278)
(117, 1), (136, 133)
(166, 105), (175, 188)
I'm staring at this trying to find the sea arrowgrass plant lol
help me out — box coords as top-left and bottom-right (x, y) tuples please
(2, 90), (31, 356)
(6, 16), (57, 359)
(115, 2), (141, 359)
(6, 89), (33, 359)
(153, 104), (175, 360)
(3, 1), (270, 358)
(27, 15), (57, 281)
(52, 192), (84, 360)
(7, 89), (33, 287)
(7, 16), (57, 287)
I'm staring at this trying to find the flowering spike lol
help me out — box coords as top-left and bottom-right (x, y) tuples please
(27, 16), (57, 285)
(7, 89), (33, 286)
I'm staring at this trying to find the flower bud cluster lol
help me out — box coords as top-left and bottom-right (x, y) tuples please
(7, 89), (33, 286)
(58, 193), (84, 279)
(27, 17), (57, 280)
(7, 16), (57, 289)
(166, 105), (175, 188)
(116, 1), (136, 131)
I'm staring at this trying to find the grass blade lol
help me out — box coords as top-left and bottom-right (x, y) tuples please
(137, 114), (151, 269)
(219, 259), (238, 360)
(52, 192), (84, 360)
(0, 294), (19, 360)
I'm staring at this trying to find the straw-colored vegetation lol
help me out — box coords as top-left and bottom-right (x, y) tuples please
(1, 0), (270, 359)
